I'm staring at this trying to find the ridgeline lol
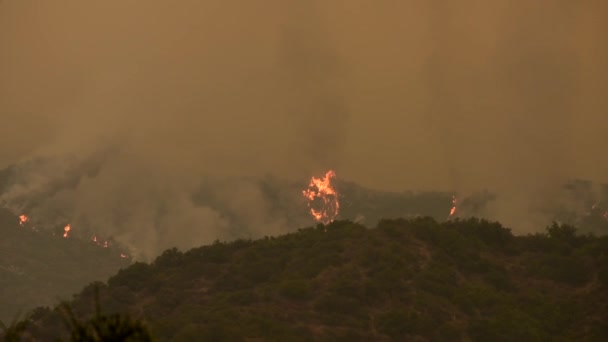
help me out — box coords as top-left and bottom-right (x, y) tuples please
(0, 208), (131, 325)
(12, 218), (608, 341)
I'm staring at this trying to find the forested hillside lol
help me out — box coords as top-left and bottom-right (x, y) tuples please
(0, 209), (130, 324)
(16, 218), (608, 341)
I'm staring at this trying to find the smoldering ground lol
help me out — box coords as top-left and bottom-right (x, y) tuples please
(0, 1), (607, 257)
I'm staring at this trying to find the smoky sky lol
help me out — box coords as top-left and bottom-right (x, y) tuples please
(1, 0), (607, 249)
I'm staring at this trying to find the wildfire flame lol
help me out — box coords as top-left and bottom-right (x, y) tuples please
(12, 214), (127, 258)
(591, 203), (608, 222)
(302, 170), (340, 225)
(63, 224), (71, 238)
(448, 195), (457, 219)
(92, 235), (110, 248)
(19, 214), (29, 226)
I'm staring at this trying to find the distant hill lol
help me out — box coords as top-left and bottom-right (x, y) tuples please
(0, 208), (131, 324)
(1, 159), (607, 335)
(4, 156), (606, 238)
(17, 218), (608, 341)
(191, 174), (465, 230)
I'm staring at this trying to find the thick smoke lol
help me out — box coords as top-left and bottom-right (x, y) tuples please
(278, 1), (350, 175)
(0, 1), (607, 256)
(419, 1), (608, 231)
(0, 1), (341, 259)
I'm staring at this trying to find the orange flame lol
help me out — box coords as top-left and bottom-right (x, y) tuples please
(92, 235), (110, 248)
(19, 214), (29, 226)
(448, 196), (457, 219)
(13, 216), (127, 258)
(302, 170), (340, 225)
(63, 224), (71, 238)
(591, 203), (608, 222)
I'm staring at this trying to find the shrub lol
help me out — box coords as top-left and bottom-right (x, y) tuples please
(526, 255), (592, 286)
(279, 279), (312, 300)
(598, 264), (608, 288)
(483, 268), (514, 292)
(377, 310), (435, 339)
(314, 293), (363, 316)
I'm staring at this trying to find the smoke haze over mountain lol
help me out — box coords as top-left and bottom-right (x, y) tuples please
(1, 1), (607, 257)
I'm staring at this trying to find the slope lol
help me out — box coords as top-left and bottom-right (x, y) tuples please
(19, 218), (608, 341)
(0, 208), (131, 324)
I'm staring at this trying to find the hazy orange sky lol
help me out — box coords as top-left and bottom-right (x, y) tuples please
(1, 1), (607, 246)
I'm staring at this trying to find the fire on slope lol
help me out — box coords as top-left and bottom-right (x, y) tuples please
(15, 213), (129, 259)
(591, 203), (608, 222)
(63, 224), (71, 238)
(448, 195), (457, 219)
(92, 235), (110, 248)
(302, 170), (340, 225)
(19, 214), (28, 226)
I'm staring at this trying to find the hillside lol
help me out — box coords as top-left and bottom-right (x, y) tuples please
(0, 161), (501, 328)
(0, 208), (131, 324)
(3, 158), (607, 238)
(17, 218), (608, 341)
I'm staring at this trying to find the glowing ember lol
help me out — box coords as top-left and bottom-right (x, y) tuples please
(302, 170), (340, 225)
(63, 224), (71, 238)
(448, 196), (457, 219)
(92, 235), (110, 248)
(120, 253), (128, 259)
(19, 214), (28, 226)
(591, 203), (608, 222)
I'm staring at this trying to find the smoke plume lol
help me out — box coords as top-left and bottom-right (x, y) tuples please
(1, 1), (607, 256)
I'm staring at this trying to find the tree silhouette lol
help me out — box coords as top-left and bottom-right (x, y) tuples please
(57, 286), (152, 342)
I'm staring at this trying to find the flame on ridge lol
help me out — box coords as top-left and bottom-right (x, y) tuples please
(591, 202), (608, 222)
(19, 214), (29, 226)
(13, 213), (128, 258)
(63, 224), (71, 238)
(447, 195), (457, 219)
(92, 235), (110, 248)
(302, 170), (340, 225)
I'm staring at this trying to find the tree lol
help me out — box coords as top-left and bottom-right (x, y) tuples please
(0, 316), (27, 342)
(58, 286), (152, 342)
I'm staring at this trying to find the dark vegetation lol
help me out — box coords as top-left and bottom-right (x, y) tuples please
(1, 295), (152, 342)
(2, 163), (608, 340)
(0, 166), (480, 327)
(10, 218), (608, 341)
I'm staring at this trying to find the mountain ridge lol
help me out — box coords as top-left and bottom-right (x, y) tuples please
(15, 217), (608, 341)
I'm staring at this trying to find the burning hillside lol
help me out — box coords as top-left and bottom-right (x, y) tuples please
(0, 208), (130, 324)
(15, 218), (608, 341)
(1, 155), (607, 263)
(1, 159), (608, 326)
(302, 170), (340, 225)
(13, 209), (129, 257)
(0, 155), (469, 260)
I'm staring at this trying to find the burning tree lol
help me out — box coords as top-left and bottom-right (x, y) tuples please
(302, 170), (340, 225)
